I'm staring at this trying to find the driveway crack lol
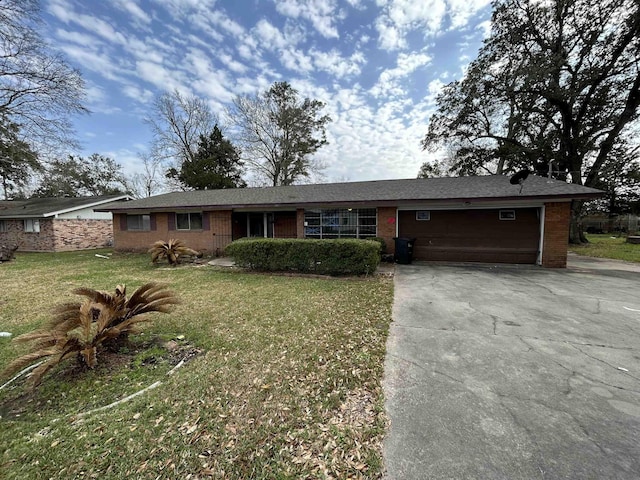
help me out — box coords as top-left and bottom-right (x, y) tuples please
(386, 352), (465, 384)
(569, 344), (640, 382)
(519, 337), (640, 394)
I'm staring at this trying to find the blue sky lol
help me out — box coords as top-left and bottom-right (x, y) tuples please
(42, 0), (492, 184)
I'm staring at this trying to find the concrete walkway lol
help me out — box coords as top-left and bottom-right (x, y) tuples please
(383, 256), (640, 479)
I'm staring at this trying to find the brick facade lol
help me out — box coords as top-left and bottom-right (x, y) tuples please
(108, 203), (573, 267)
(542, 202), (571, 268)
(0, 218), (112, 252)
(52, 219), (113, 251)
(376, 207), (397, 254)
(113, 211), (233, 255)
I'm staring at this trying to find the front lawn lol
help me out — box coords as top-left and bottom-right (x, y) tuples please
(0, 250), (393, 479)
(569, 234), (640, 263)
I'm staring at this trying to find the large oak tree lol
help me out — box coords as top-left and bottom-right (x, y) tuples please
(34, 154), (129, 198)
(423, 0), (640, 242)
(0, 117), (39, 199)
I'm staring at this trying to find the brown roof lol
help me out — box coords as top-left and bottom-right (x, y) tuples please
(96, 175), (603, 212)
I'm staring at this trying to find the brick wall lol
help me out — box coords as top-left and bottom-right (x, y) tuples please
(113, 212), (162, 252)
(0, 218), (55, 251)
(542, 202), (571, 268)
(377, 207), (397, 254)
(0, 219), (21, 248)
(114, 211), (233, 255)
(52, 219), (113, 251)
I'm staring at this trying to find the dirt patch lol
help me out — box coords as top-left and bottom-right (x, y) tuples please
(0, 336), (203, 420)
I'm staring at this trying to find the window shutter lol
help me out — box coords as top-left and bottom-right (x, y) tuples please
(168, 213), (175, 231)
(150, 214), (157, 231)
(202, 212), (210, 231)
(120, 214), (128, 231)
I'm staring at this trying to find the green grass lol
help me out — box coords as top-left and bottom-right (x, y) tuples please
(569, 234), (640, 263)
(0, 250), (393, 479)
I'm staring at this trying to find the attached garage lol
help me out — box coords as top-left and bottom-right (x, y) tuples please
(398, 208), (541, 264)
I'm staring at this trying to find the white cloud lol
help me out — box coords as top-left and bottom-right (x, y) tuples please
(57, 43), (128, 82)
(476, 19), (492, 38)
(136, 60), (181, 90)
(84, 83), (122, 114)
(310, 49), (366, 79)
(274, 0), (343, 39)
(151, 0), (216, 18)
(254, 19), (288, 49)
(371, 51), (432, 97)
(112, 0), (152, 25)
(448, 0), (492, 28)
(219, 52), (248, 74)
(280, 48), (314, 74)
(54, 28), (103, 48)
(122, 84), (154, 104)
(375, 0), (491, 51)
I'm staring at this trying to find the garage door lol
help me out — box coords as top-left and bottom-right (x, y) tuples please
(398, 208), (540, 264)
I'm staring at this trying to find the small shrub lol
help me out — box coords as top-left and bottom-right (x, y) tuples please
(149, 239), (200, 266)
(369, 237), (387, 254)
(225, 238), (380, 275)
(1, 283), (180, 389)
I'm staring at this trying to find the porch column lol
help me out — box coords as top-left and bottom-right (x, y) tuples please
(296, 209), (305, 238)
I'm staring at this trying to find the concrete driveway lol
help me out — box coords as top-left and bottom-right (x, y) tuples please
(383, 254), (640, 479)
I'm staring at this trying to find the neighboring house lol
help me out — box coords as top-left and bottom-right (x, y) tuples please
(96, 175), (602, 268)
(0, 195), (131, 252)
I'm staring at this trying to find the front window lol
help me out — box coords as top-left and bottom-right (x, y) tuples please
(304, 208), (377, 239)
(176, 212), (203, 230)
(127, 214), (150, 231)
(24, 219), (40, 233)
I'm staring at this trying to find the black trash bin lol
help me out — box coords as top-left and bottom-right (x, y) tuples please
(393, 237), (416, 264)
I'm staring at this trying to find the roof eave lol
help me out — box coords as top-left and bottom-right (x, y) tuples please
(95, 192), (603, 213)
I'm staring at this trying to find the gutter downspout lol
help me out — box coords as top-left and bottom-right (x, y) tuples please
(537, 205), (546, 266)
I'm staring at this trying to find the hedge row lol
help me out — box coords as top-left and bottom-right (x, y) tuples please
(225, 238), (381, 275)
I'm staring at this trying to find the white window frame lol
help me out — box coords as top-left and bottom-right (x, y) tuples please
(24, 219), (40, 233)
(416, 210), (431, 221)
(303, 208), (377, 239)
(499, 210), (516, 221)
(176, 212), (203, 231)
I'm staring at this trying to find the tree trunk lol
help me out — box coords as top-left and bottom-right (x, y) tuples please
(569, 200), (588, 244)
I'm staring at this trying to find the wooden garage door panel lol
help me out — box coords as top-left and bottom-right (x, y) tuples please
(398, 209), (540, 264)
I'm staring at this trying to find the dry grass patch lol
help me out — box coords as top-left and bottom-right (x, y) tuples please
(0, 250), (393, 479)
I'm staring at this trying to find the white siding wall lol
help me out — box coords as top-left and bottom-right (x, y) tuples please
(56, 207), (113, 220)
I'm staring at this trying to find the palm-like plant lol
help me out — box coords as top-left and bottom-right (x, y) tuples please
(1, 283), (180, 389)
(149, 239), (200, 266)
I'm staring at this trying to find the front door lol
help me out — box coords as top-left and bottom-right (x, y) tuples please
(248, 213), (264, 237)
(247, 213), (275, 238)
